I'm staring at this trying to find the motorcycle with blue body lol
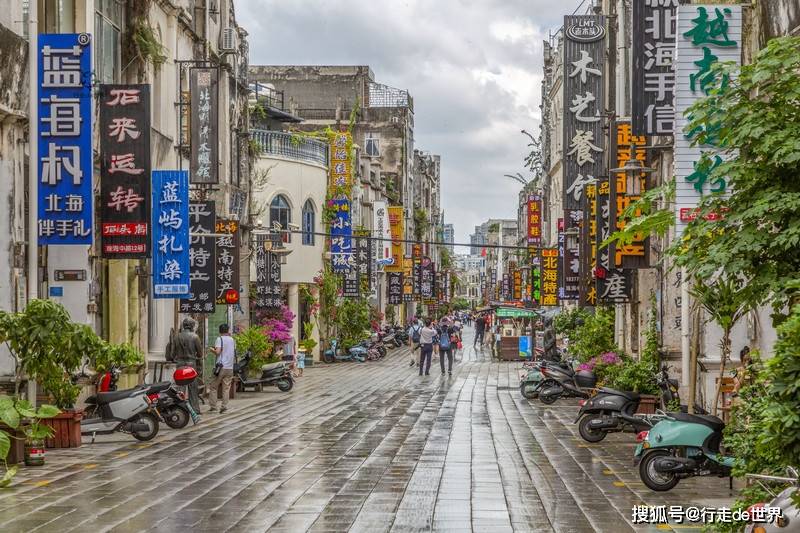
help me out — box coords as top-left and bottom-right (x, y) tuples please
(322, 339), (366, 363)
(634, 411), (734, 491)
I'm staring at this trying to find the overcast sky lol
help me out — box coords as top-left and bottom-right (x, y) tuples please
(238, 0), (570, 248)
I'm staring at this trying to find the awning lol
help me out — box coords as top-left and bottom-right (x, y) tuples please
(495, 307), (539, 318)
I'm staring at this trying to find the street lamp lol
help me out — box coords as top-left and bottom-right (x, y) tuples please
(503, 173), (528, 186)
(610, 158), (655, 196)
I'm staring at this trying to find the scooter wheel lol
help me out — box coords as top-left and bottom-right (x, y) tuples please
(163, 406), (190, 429)
(538, 380), (561, 404)
(322, 353), (335, 364)
(519, 381), (539, 400)
(578, 414), (608, 443)
(131, 412), (160, 441)
(639, 450), (680, 491)
(276, 378), (293, 392)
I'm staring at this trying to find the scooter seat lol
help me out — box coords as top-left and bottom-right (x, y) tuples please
(95, 389), (140, 404)
(599, 387), (640, 401)
(671, 412), (725, 432)
(261, 362), (285, 372)
(144, 382), (171, 394)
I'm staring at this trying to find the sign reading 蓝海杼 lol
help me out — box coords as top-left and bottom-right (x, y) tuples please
(674, 5), (742, 235)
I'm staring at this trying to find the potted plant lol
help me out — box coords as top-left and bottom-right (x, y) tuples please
(299, 322), (318, 363)
(0, 397), (60, 484)
(234, 325), (275, 380)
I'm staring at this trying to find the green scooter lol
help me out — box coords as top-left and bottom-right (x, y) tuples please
(634, 411), (735, 491)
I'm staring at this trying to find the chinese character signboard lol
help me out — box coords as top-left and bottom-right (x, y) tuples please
(386, 206), (404, 272)
(215, 219), (240, 304)
(595, 178), (613, 298)
(342, 267), (360, 298)
(100, 84), (151, 257)
(328, 132), (352, 189)
(354, 231), (372, 290)
(633, 0), (677, 136)
(190, 68), (219, 184)
(527, 194), (542, 246)
(563, 15), (606, 211)
(420, 257), (434, 299)
(541, 248), (559, 307)
(563, 211), (582, 300)
(255, 244), (283, 310)
(387, 272), (403, 305)
(598, 268), (633, 304)
(530, 253), (542, 307)
(675, 5), (741, 233)
(373, 201), (392, 266)
(513, 269), (522, 301)
(152, 170), (189, 297)
(330, 198), (353, 272)
(180, 201), (216, 313)
(610, 120), (650, 268)
(38, 33), (93, 245)
(403, 257), (413, 302)
(501, 273), (511, 301)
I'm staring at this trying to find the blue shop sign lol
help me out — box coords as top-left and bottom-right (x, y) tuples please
(38, 33), (93, 245)
(330, 197), (353, 272)
(152, 170), (190, 297)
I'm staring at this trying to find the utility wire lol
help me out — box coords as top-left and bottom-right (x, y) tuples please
(284, 229), (536, 251)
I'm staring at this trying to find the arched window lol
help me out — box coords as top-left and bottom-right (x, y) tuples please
(270, 195), (291, 243)
(302, 199), (315, 246)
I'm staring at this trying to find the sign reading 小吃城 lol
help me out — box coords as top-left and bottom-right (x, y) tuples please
(563, 15), (605, 213)
(152, 170), (190, 297)
(180, 201), (216, 314)
(38, 33), (93, 245)
(100, 84), (151, 257)
(330, 197), (353, 272)
(674, 4), (742, 233)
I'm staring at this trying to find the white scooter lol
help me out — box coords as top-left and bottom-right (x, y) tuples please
(81, 387), (160, 442)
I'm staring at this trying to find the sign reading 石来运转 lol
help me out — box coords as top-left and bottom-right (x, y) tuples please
(38, 33), (93, 246)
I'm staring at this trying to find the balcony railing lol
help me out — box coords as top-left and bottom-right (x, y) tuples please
(250, 130), (329, 167)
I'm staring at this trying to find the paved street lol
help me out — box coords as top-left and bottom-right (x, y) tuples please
(0, 329), (734, 533)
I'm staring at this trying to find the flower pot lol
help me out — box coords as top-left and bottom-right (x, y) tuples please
(24, 439), (46, 466)
(42, 409), (83, 448)
(635, 394), (658, 415)
(0, 423), (26, 465)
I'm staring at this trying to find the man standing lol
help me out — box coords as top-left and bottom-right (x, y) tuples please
(170, 318), (203, 412)
(418, 319), (437, 376)
(407, 319), (422, 367)
(474, 313), (486, 349)
(208, 323), (236, 413)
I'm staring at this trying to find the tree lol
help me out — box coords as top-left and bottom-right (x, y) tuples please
(690, 277), (757, 416)
(674, 36), (800, 319)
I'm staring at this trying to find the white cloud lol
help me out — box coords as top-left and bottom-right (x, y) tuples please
(238, 0), (563, 245)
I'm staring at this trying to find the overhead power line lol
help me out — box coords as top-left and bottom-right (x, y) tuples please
(285, 229), (535, 251)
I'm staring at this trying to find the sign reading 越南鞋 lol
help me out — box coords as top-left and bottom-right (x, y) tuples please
(563, 15), (606, 213)
(674, 5), (742, 234)
(38, 34), (93, 246)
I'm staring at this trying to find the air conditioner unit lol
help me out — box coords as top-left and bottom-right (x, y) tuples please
(221, 28), (237, 52)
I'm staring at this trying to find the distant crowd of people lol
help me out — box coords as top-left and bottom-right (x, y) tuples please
(405, 311), (492, 376)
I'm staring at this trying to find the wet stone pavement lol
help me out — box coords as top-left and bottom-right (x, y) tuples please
(0, 328), (735, 532)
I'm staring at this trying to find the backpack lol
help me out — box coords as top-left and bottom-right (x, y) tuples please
(439, 332), (451, 349)
(411, 326), (421, 343)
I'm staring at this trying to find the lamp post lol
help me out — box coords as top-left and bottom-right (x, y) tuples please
(609, 158), (655, 196)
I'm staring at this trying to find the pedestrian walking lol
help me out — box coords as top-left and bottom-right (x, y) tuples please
(408, 319), (423, 366)
(438, 321), (455, 376)
(474, 314), (486, 348)
(208, 323), (235, 414)
(418, 319), (437, 376)
(295, 348), (306, 378)
(167, 318), (203, 412)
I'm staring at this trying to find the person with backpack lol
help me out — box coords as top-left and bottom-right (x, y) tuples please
(407, 319), (423, 367)
(166, 318), (203, 412)
(437, 319), (455, 376)
(418, 319), (437, 376)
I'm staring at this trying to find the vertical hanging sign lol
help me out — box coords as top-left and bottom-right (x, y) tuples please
(100, 84), (151, 256)
(38, 33), (93, 245)
(253, 235), (271, 309)
(190, 68), (219, 184)
(386, 206), (404, 272)
(330, 198), (353, 272)
(373, 201), (392, 266)
(541, 248), (559, 307)
(563, 15), (606, 212)
(328, 131), (353, 189)
(675, 5), (742, 233)
(215, 219), (240, 304)
(527, 194), (542, 246)
(180, 201), (216, 313)
(633, 0), (677, 136)
(610, 120), (649, 268)
(563, 211), (582, 300)
(152, 170), (190, 297)
(420, 257), (434, 300)
(530, 252), (542, 307)
(387, 272), (403, 305)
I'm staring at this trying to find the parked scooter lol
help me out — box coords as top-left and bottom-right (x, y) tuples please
(519, 362), (544, 399)
(537, 360), (597, 404)
(234, 351), (294, 391)
(634, 411), (734, 491)
(81, 387), (160, 442)
(145, 366), (200, 429)
(657, 365), (708, 414)
(574, 388), (656, 442)
(322, 339), (366, 363)
(744, 467), (799, 532)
